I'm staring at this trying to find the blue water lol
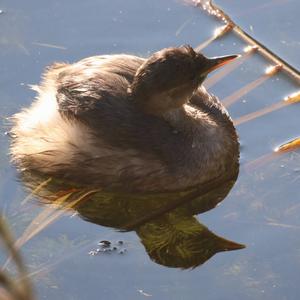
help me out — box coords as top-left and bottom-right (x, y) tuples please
(0, 0), (300, 299)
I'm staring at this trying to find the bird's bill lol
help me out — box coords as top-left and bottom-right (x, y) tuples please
(218, 236), (246, 251)
(206, 54), (240, 73)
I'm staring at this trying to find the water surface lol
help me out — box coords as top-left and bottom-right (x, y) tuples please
(1, 0), (300, 299)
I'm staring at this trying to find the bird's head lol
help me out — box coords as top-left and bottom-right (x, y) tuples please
(129, 45), (238, 115)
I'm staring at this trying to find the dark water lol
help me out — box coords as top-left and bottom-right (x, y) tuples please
(0, 0), (300, 299)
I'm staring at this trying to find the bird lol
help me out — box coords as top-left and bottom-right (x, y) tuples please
(10, 45), (239, 193)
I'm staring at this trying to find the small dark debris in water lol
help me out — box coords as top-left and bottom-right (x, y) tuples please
(119, 248), (127, 254)
(98, 240), (111, 247)
(90, 240), (127, 256)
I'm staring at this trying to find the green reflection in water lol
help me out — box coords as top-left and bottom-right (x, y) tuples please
(18, 160), (244, 270)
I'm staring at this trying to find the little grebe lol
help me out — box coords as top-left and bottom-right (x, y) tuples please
(10, 46), (239, 192)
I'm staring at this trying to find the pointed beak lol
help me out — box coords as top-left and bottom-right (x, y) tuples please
(206, 54), (240, 73)
(218, 236), (246, 251)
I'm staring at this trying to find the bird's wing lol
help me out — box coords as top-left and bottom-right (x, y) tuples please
(190, 86), (230, 120)
(52, 54), (173, 154)
(54, 54), (144, 122)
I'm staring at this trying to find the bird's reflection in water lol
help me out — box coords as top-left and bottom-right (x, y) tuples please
(20, 162), (244, 269)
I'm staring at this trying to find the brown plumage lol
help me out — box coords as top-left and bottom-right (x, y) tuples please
(10, 46), (239, 192)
